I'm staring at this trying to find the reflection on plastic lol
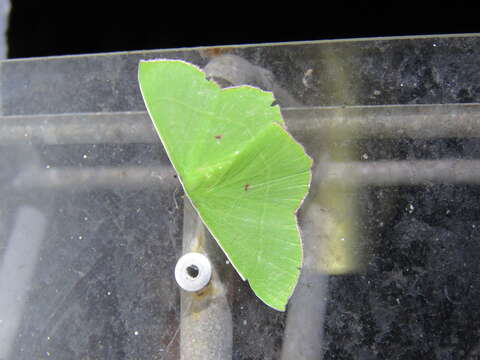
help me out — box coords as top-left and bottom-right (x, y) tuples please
(281, 202), (329, 359)
(282, 51), (364, 358)
(0, 206), (47, 360)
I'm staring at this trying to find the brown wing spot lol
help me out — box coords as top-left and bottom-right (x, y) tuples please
(244, 184), (250, 192)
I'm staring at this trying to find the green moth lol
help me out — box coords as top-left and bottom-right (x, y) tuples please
(138, 59), (312, 311)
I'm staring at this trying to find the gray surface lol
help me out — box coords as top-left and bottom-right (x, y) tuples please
(1, 35), (480, 359)
(0, 0), (8, 59)
(179, 201), (232, 360)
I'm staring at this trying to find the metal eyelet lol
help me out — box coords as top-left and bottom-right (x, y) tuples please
(175, 252), (212, 292)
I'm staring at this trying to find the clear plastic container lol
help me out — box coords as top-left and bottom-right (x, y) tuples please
(1, 35), (480, 359)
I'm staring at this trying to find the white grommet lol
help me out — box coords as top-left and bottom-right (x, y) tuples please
(175, 252), (212, 292)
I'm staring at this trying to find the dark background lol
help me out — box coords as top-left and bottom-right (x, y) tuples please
(7, 2), (480, 58)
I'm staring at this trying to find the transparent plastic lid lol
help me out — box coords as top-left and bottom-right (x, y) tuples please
(1, 35), (480, 359)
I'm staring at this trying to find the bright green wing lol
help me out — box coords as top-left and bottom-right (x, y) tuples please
(138, 59), (312, 311)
